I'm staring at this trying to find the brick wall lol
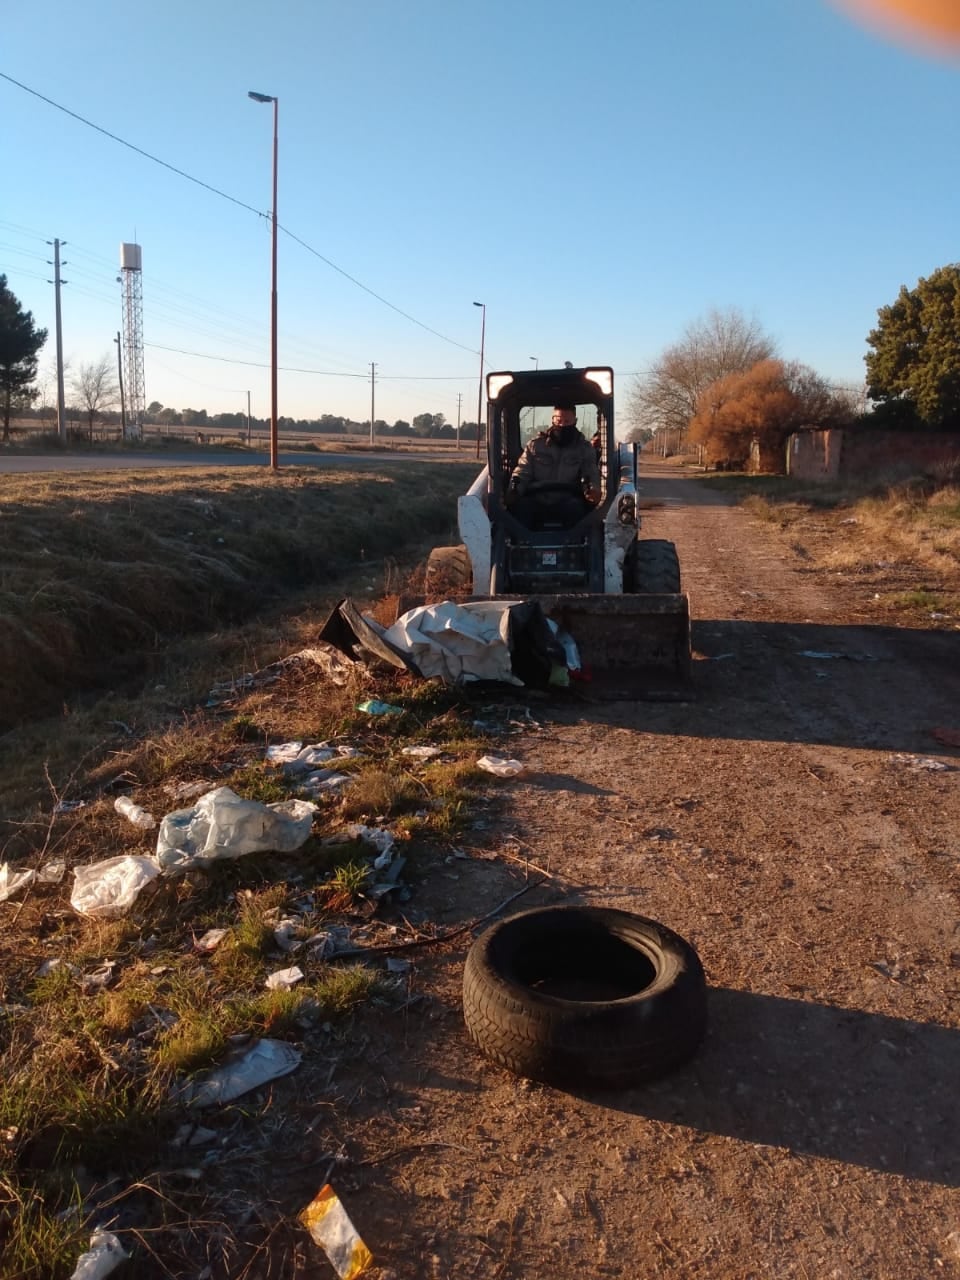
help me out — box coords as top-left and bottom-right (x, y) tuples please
(787, 429), (960, 481)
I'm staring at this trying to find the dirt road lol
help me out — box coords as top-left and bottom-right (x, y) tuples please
(276, 464), (960, 1279)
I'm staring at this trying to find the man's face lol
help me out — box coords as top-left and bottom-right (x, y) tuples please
(550, 408), (577, 431)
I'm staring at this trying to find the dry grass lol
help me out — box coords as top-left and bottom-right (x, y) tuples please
(0, 461), (476, 730)
(703, 466), (960, 622)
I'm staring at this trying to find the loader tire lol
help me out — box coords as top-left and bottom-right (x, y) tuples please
(425, 544), (472, 596)
(628, 538), (681, 594)
(463, 906), (707, 1089)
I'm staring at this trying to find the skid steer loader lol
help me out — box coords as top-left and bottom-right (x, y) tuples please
(427, 365), (691, 698)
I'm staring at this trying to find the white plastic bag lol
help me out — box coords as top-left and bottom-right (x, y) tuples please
(69, 1229), (128, 1280)
(0, 863), (36, 902)
(71, 856), (162, 918)
(156, 787), (316, 872)
(477, 755), (525, 778)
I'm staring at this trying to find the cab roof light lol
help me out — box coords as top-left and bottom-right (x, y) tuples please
(487, 373), (515, 400)
(584, 369), (613, 396)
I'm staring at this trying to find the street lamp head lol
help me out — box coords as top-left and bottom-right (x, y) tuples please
(473, 300), (484, 308)
(248, 90), (275, 103)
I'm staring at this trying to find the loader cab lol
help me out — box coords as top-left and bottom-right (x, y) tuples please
(485, 367), (618, 593)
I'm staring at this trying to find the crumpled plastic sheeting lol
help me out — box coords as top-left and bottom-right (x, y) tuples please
(69, 1230), (128, 1280)
(156, 787), (317, 872)
(0, 863), (37, 902)
(382, 600), (522, 686)
(70, 856), (163, 919)
(173, 1037), (302, 1108)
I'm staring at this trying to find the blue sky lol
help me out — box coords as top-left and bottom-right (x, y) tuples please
(3, 0), (959, 428)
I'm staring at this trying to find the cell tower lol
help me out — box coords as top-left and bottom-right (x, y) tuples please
(120, 242), (145, 440)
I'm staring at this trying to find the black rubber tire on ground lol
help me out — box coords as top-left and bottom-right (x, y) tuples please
(425, 544), (473, 594)
(627, 538), (682, 594)
(463, 906), (707, 1089)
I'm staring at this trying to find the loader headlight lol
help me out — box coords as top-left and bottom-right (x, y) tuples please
(617, 492), (636, 525)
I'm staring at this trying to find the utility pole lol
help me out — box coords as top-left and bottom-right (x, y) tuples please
(369, 362), (377, 445)
(47, 238), (67, 442)
(456, 392), (462, 450)
(246, 390), (252, 446)
(114, 332), (126, 437)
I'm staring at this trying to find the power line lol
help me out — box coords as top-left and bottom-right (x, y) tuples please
(1, 71), (481, 357)
(145, 341), (368, 376)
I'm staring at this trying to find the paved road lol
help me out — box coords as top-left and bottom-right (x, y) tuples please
(0, 448), (468, 474)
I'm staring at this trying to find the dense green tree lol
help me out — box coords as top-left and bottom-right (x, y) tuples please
(0, 275), (47, 440)
(865, 265), (960, 428)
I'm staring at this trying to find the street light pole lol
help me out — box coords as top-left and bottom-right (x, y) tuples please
(530, 356), (538, 370)
(248, 90), (279, 470)
(473, 300), (486, 460)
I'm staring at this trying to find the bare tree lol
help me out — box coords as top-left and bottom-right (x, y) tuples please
(71, 355), (118, 440)
(626, 308), (777, 444)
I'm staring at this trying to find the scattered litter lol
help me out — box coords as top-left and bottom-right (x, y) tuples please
(0, 863), (36, 902)
(174, 1037), (302, 1108)
(548, 620), (581, 673)
(163, 780), (211, 801)
(273, 918), (304, 952)
(267, 741), (328, 769)
(36, 958), (80, 978)
(69, 1229), (128, 1280)
(156, 787), (316, 872)
(38, 860), (66, 883)
(386, 957), (412, 975)
(299, 770), (352, 797)
(356, 700), (404, 716)
(54, 799), (87, 814)
(401, 745), (443, 760)
(300, 1184), (373, 1279)
(368, 855), (407, 901)
(81, 962), (119, 995)
(889, 754), (955, 772)
(931, 727), (960, 748)
(477, 755), (525, 777)
(265, 965), (304, 990)
(70, 855), (162, 918)
(270, 743), (360, 774)
(305, 926), (352, 958)
(114, 795), (157, 830)
(195, 928), (229, 954)
(336, 824), (396, 867)
(839, 517), (859, 525)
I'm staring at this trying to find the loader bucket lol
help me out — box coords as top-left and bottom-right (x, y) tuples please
(532, 592), (691, 700)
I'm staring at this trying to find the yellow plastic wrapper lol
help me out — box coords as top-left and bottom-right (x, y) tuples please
(300, 1184), (373, 1279)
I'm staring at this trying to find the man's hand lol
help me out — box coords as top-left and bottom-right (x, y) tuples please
(584, 484), (602, 505)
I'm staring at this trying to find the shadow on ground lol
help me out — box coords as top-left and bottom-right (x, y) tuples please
(589, 986), (960, 1186)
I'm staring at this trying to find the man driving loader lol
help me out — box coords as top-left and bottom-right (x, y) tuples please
(507, 402), (602, 528)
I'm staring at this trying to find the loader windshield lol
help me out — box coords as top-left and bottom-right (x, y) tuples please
(519, 402), (599, 448)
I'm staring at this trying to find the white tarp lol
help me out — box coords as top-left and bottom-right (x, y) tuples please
(381, 601), (522, 685)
